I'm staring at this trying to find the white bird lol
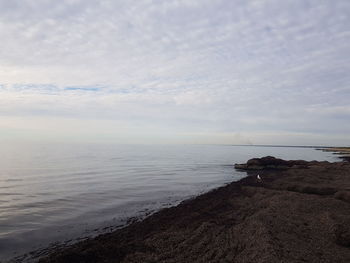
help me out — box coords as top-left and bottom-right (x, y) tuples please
(257, 174), (262, 181)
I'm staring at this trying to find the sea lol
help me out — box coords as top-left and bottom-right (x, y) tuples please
(0, 143), (339, 261)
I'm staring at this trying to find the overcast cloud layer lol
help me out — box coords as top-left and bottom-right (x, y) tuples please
(0, 0), (349, 145)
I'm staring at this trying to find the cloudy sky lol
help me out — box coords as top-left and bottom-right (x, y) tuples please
(0, 0), (349, 145)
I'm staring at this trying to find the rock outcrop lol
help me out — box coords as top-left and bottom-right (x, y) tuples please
(234, 156), (309, 170)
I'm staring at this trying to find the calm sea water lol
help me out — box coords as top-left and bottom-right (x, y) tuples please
(0, 143), (338, 261)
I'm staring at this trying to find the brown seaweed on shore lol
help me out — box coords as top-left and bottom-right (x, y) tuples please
(38, 157), (350, 263)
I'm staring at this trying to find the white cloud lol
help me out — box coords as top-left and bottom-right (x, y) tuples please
(0, 0), (349, 145)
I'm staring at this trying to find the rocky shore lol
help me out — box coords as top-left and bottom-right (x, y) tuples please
(317, 147), (350, 162)
(38, 156), (350, 263)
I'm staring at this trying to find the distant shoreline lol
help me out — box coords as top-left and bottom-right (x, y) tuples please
(32, 152), (350, 263)
(230, 144), (350, 149)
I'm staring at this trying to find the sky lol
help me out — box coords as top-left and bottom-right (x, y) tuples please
(0, 0), (349, 146)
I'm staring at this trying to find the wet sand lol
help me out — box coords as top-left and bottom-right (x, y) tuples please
(37, 156), (350, 263)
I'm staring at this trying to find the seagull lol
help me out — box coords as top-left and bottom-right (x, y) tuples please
(257, 174), (262, 182)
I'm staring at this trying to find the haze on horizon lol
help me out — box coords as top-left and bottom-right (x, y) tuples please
(0, 0), (349, 146)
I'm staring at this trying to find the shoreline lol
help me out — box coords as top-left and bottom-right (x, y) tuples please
(32, 155), (350, 263)
(316, 147), (350, 162)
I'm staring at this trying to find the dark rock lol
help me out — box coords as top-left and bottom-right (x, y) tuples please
(340, 156), (350, 162)
(235, 156), (309, 171)
(299, 186), (337, 195)
(334, 191), (350, 203)
(334, 223), (350, 247)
